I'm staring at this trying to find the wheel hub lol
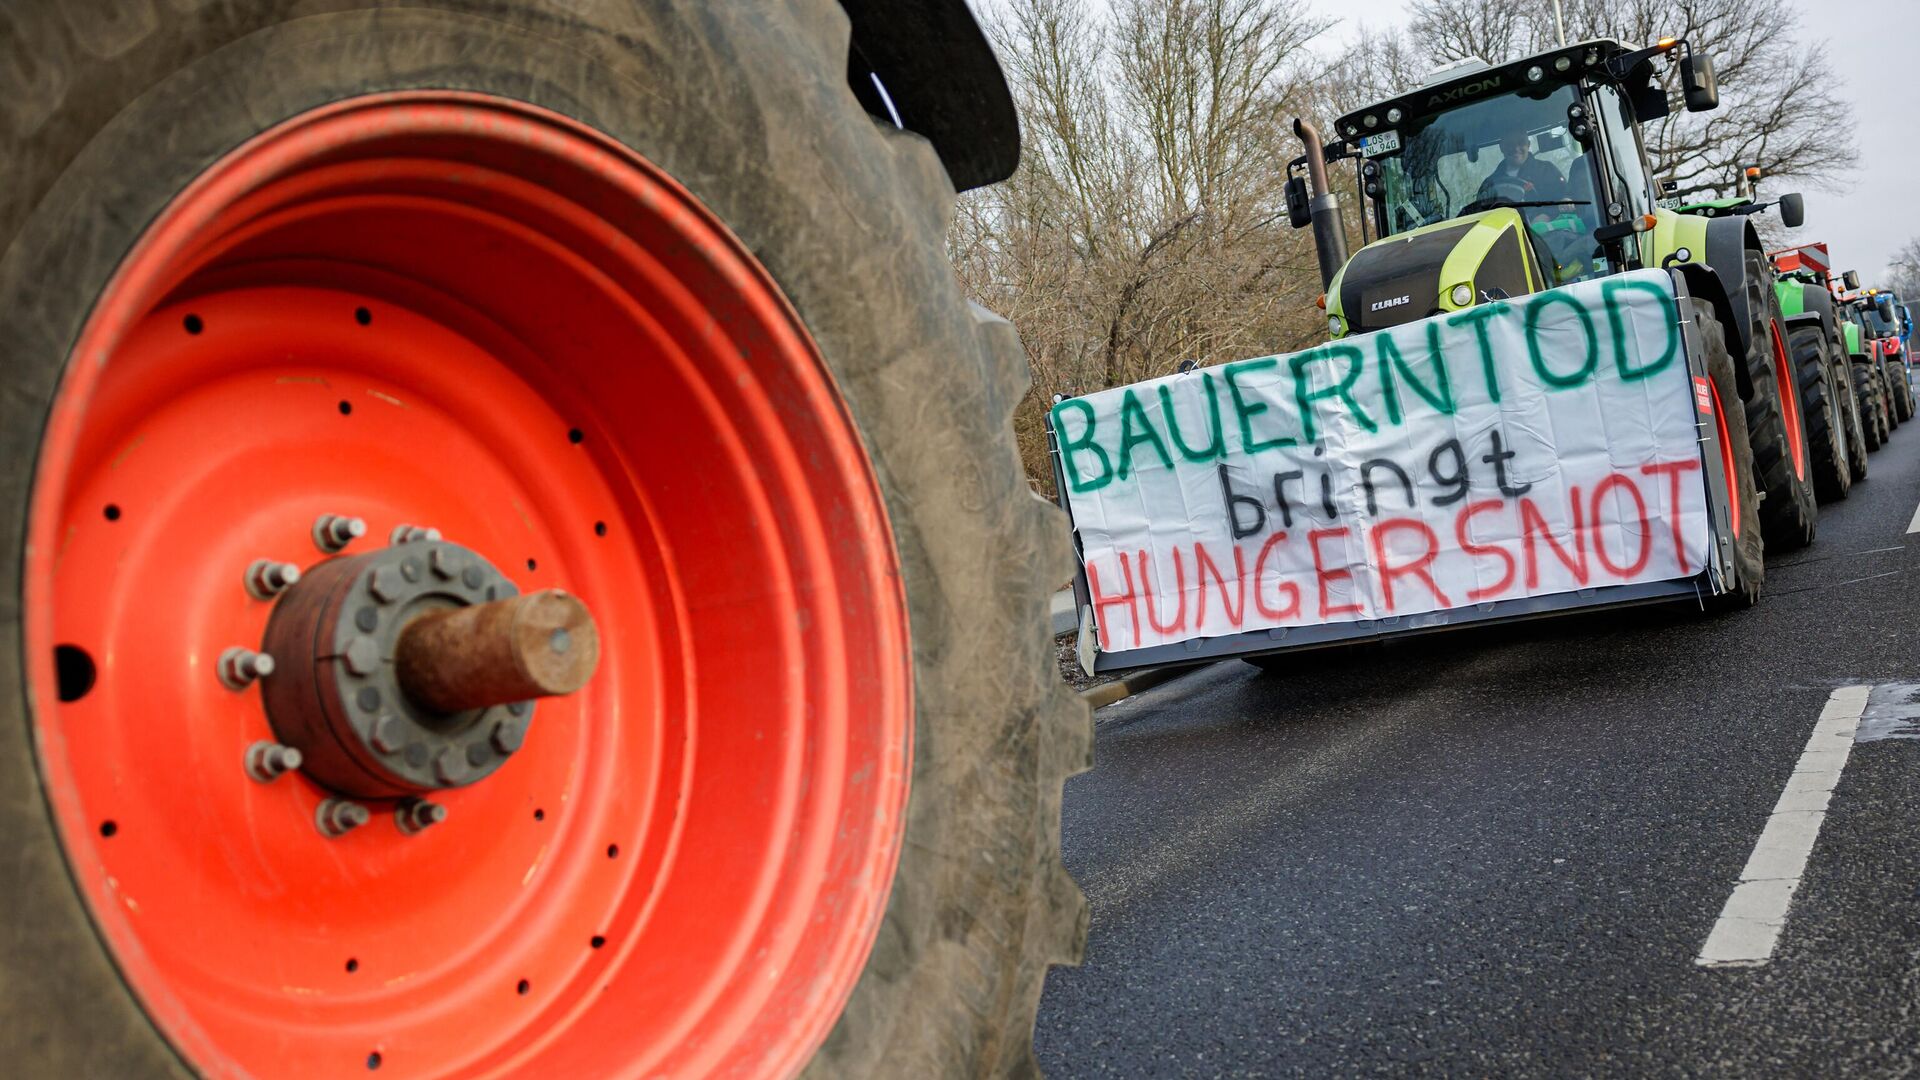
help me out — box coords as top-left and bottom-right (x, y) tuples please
(257, 533), (598, 798)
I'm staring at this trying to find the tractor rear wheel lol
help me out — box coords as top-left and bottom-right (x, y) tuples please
(1739, 253), (1816, 552)
(1896, 361), (1915, 422)
(1698, 299), (1765, 609)
(1836, 338), (1871, 480)
(1790, 326), (1850, 502)
(0, 5), (1088, 1077)
(1880, 358), (1902, 431)
(1854, 361), (1885, 452)
(1874, 365), (1896, 438)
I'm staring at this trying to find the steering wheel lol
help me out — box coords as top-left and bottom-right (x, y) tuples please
(1461, 178), (1532, 216)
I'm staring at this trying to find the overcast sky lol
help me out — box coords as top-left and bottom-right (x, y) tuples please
(1300, 0), (1920, 280)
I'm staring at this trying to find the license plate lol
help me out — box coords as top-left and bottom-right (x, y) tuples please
(1359, 130), (1400, 157)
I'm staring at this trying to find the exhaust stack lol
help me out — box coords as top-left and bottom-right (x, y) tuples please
(1293, 118), (1349, 289)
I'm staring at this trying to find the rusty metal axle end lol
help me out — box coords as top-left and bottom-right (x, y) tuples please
(395, 589), (601, 715)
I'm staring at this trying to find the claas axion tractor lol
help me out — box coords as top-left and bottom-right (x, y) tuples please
(1286, 34), (1822, 595)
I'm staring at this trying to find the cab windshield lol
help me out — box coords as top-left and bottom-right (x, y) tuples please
(1373, 84), (1595, 233)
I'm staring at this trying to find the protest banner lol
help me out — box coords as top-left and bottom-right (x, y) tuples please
(1053, 270), (1712, 654)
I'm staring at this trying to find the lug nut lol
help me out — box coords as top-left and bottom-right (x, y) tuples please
(491, 717), (527, 755)
(367, 566), (404, 604)
(368, 714), (406, 754)
(342, 635), (382, 677)
(245, 559), (302, 600)
(316, 797), (372, 838)
(389, 523), (442, 546)
(218, 647), (276, 690)
(432, 747), (471, 786)
(312, 513), (367, 553)
(245, 740), (303, 782)
(396, 798), (448, 835)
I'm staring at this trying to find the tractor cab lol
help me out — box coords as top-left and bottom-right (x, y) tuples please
(1292, 37), (1720, 339)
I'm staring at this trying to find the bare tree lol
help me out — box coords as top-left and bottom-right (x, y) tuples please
(953, 0), (1331, 493)
(1407, 0), (1528, 67)
(1563, 0), (1855, 199)
(1884, 236), (1920, 299)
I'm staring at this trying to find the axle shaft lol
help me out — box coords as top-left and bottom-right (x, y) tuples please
(395, 589), (599, 714)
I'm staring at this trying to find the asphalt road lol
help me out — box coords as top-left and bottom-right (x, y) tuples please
(1036, 414), (1920, 1076)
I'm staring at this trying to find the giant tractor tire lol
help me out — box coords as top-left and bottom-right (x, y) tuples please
(1739, 253), (1817, 552)
(1835, 336), (1871, 482)
(1858, 359), (1889, 447)
(1880, 356), (1903, 431)
(1875, 363), (1897, 436)
(1789, 325), (1851, 502)
(1895, 360), (1916, 423)
(1697, 299), (1765, 609)
(0, 5), (1090, 1077)
(1854, 360), (1886, 452)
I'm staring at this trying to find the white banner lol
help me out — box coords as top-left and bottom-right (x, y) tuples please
(1054, 270), (1713, 654)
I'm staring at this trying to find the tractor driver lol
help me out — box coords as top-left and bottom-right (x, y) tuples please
(1477, 125), (1566, 217)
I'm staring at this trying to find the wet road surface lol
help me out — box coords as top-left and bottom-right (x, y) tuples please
(1037, 419), (1920, 1076)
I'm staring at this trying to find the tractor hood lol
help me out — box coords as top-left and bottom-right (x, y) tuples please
(1328, 208), (1546, 338)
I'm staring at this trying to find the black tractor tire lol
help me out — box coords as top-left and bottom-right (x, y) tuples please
(1874, 364), (1892, 443)
(1854, 361), (1885, 452)
(1880, 357), (1902, 430)
(1698, 299), (1765, 609)
(0, 5), (1088, 1077)
(1790, 326), (1850, 502)
(1738, 252), (1816, 552)
(1897, 361), (1916, 422)
(1835, 337), (1870, 480)
(1874, 364), (1896, 438)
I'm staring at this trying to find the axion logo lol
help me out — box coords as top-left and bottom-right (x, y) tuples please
(1425, 76), (1503, 108)
(1370, 295), (1412, 312)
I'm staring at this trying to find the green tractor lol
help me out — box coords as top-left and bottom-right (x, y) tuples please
(1768, 245), (1880, 464)
(1668, 187), (1859, 503)
(1285, 36), (1820, 571)
(1841, 286), (1909, 439)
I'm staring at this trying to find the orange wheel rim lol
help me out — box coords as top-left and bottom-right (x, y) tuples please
(24, 94), (911, 1079)
(1709, 375), (1741, 540)
(1770, 320), (1807, 479)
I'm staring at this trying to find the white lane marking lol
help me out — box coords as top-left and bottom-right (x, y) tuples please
(1696, 684), (1871, 968)
(1907, 500), (1920, 534)
(1832, 570), (1902, 589)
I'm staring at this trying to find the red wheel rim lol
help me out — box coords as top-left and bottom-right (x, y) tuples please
(1770, 319), (1807, 479)
(24, 94), (911, 1078)
(1709, 376), (1741, 539)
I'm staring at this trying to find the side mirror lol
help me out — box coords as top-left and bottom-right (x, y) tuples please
(1284, 175), (1311, 229)
(1877, 295), (1897, 323)
(1681, 53), (1719, 112)
(1844, 270), (1862, 291)
(1777, 192), (1805, 228)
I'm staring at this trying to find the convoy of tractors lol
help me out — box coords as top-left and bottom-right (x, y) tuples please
(1055, 33), (1915, 674)
(2, 4), (1911, 1076)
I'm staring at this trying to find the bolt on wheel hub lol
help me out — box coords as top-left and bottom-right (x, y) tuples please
(260, 537), (598, 797)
